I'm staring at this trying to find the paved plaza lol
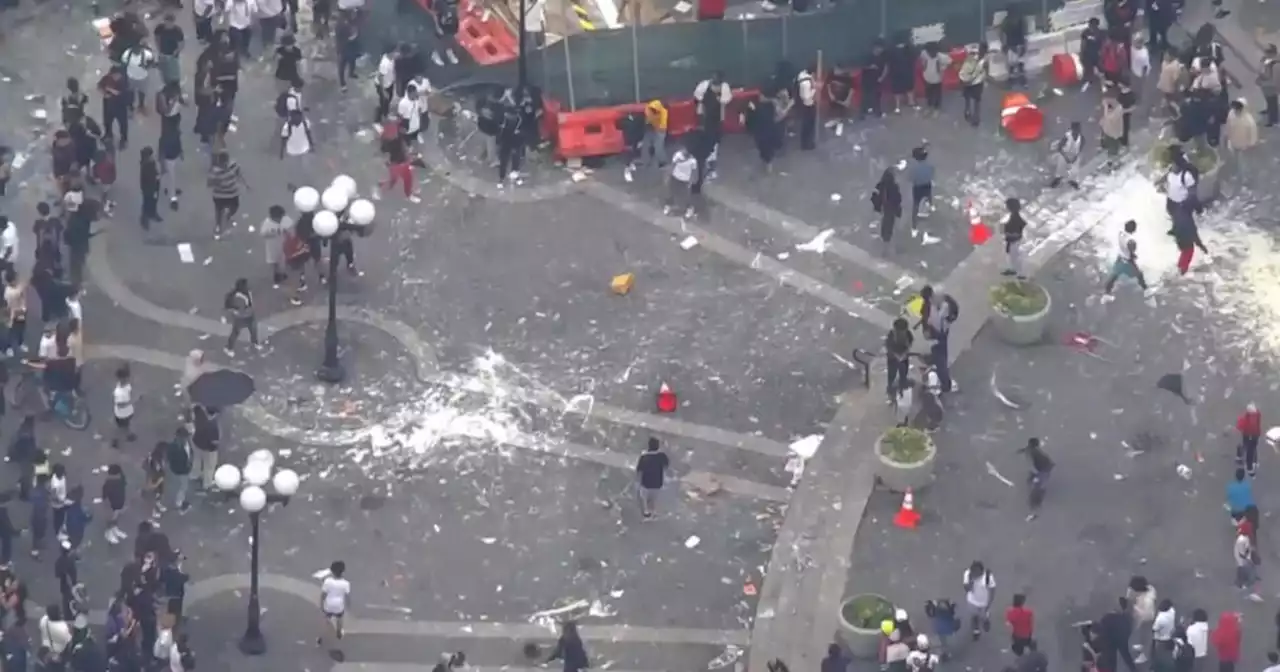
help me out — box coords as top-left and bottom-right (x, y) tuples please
(5, 0), (1280, 669)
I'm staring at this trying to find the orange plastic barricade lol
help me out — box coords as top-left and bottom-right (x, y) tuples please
(721, 88), (759, 135)
(1052, 53), (1084, 86)
(1000, 92), (1044, 142)
(666, 99), (698, 137)
(555, 104), (645, 160)
(455, 1), (519, 66)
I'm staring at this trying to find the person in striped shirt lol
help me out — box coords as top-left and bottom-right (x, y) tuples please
(207, 152), (247, 239)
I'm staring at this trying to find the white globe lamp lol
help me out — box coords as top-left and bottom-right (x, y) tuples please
(348, 199), (376, 227)
(214, 464), (242, 492)
(312, 210), (340, 238)
(293, 186), (320, 213)
(321, 185), (350, 213)
(247, 449), (275, 472)
(243, 460), (271, 488)
(240, 485), (268, 513)
(272, 469), (301, 497)
(331, 175), (358, 200)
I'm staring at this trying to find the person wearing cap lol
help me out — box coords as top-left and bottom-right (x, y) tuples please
(1237, 403), (1263, 476)
(906, 634), (938, 671)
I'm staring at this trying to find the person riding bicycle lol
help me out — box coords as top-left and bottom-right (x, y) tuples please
(28, 333), (78, 411)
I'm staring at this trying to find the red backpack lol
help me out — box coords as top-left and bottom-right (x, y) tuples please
(1101, 41), (1122, 74)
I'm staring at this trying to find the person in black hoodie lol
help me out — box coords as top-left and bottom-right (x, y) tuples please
(886, 35), (916, 113)
(8, 417), (37, 501)
(496, 98), (523, 187)
(55, 541), (78, 617)
(191, 404), (221, 490)
(1080, 18), (1106, 87)
(161, 554), (189, 621)
(1145, 0), (1172, 52)
(475, 90), (503, 168)
(1002, 6), (1029, 86)
(545, 621), (589, 672)
(393, 42), (425, 97)
(1002, 197), (1027, 278)
(618, 110), (646, 183)
(871, 168), (902, 254)
(1098, 597), (1138, 672)
(746, 90), (781, 172)
(518, 86), (544, 149)
(139, 147), (162, 232)
(821, 644), (849, 672)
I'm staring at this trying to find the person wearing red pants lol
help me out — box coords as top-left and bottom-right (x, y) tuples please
(380, 121), (421, 203)
(1171, 206), (1208, 275)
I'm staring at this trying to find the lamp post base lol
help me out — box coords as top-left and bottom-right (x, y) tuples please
(315, 362), (346, 384)
(239, 629), (268, 656)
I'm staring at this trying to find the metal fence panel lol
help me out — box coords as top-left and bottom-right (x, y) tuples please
(634, 20), (747, 102)
(565, 29), (639, 108)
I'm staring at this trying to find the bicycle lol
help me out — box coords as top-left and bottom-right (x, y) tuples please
(9, 359), (91, 430)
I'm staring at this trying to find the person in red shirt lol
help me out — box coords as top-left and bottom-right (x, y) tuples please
(1005, 593), (1034, 655)
(1211, 611), (1241, 672)
(1237, 403), (1263, 476)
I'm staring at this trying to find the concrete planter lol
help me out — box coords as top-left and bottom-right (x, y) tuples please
(989, 280), (1052, 346)
(875, 429), (937, 493)
(837, 594), (895, 659)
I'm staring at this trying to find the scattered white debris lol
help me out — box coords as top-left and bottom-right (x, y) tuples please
(679, 235), (699, 250)
(311, 568), (332, 579)
(796, 229), (834, 254)
(479, 537), (497, 544)
(684, 535), (701, 549)
(830, 193), (842, 202)
(985, 461), (1014, 487)
(673, 0), (692, 10)
(1268, 427), (1280, 444)
(176, 243), (195, 263)
(920, 233), (941, 246)
(1176, 464), (1193, 479)
(777, 251), (790, 260)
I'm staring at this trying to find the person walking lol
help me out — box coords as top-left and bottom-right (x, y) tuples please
(153, 13), (185, 88)
(1002, 197), (1028, 278)
(664, 147), (698, 219)
(1049, 122), (1084, 188)
(871, 168), (902, 255)
(208, 152), (247, 239)
(379, 122), (420, 203)
(1100, 92), (1126, 161)
(1171, 206), (1208, 276)
(642, 100), (669, 167)
(49, 464), (70, 542)
(919, 43), (951, 115)
(166, 428), (193, 513)
(1225, 100), (1259, 172)
(1260, 45), (1280, 127)
(1238, 403), (1263, 476)
(908, 145), (934, 237)
(796, 64), (817, 149)
(1005, 593), (1034, 655)
(496, 98), (524, 188)
(111, 364), (137, 448)
(121, 38), (156, 115)
(916, 285), (957, 393)
(29, 473), (49, 558)
(139, 147), (163, 235)
(223, 278), (262, 356)
(97, 67), (130, 149)
(144, 440), (168, 519)
(102, 463), (127, 544)
(318, 561), (351, 661)
(1212, 612), (1243, 668)
(224, 0), (258, 58)
(961, 561), (995, 641)
(1103, 219), (1150, 297)
(261, 205), (293, 288)
(635, 437), (670, 520)
(191, 404), (220, 490)
(1227, 467), (1255, 524)
(279, 109), (315, 165)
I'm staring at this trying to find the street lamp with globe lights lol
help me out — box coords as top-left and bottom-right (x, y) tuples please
(292, 176), (375, 385)
(214, 450), (301, 656)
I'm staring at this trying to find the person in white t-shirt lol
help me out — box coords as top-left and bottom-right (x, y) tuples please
(123, 40), (156, 113)
(961, 560), (996, 641)
(397, 84), (423, 143)
(280, 110), (314, 159)
(0, 216), (18, 273)
(112, 364), (137, 448)
(319, 560), (351, 661)
(376, 47), (399, 120)
(663, 148), (698, 219)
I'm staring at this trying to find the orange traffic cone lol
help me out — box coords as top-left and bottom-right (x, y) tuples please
(967, 201), (992, 246)
(892, 488), (921, 529)
(656, 383), (677, 413)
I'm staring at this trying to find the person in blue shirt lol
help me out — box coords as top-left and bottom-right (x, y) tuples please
(1226, 468), (1255, 523)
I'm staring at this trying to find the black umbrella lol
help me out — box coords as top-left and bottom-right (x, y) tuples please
(188, 370), (256, 408)
(1156, 373), (1193, 405)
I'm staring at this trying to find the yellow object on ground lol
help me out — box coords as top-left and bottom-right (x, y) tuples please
(610, 273), (635, 295)
(904, 294), (923, 317)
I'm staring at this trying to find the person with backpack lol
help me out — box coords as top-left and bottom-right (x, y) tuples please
(961, 561), (996, 642)
(122, 39), (157, 114)
(916, 285), (958, 393)
(61, 78), (90, 127)
(1259, 45), (1280, 128)
(275, 79), (304, 128)
(496, 97), (524, 188)
(884, 318), (913, 401)
(279, 109), (315, 163)
(139, 147), (163, 232)
(223, 278), (261, 356)
(924, 599), (958, 660)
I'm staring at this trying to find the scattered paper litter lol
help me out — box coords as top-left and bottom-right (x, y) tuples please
(921, 233), (942, 245)
(789, 435), (821, 459)
(176, 243), (195, 263)
(895, 159), (907, 171)
(10, 153), (27, 171)
(830, 193), (842, 202)
(777, 251), (790, 260)
(673, 0), (692, 10)
(1267, 426), (1280, 443)
(684, 535), (701, 549)
(311, 568), (332, 580)
(679, 235), (699, 250)
(202, 256), (213, 266)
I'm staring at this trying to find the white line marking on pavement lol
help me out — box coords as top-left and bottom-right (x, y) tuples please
(502, 434), (791, 502)
(583, 182), (897, 331)
(703, 183), (925, 288)
(344, 619), (752, 645)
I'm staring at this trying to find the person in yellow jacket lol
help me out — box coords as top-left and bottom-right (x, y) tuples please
(643, 100), (669, 167)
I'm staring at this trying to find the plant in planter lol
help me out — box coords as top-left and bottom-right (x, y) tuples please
(878, 427), (931, 464)
(1149, 134), (1221, 202)
(837, 593), (896, 659)
(989, 279), (1051, 346)
(874, 426), (936, 491)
